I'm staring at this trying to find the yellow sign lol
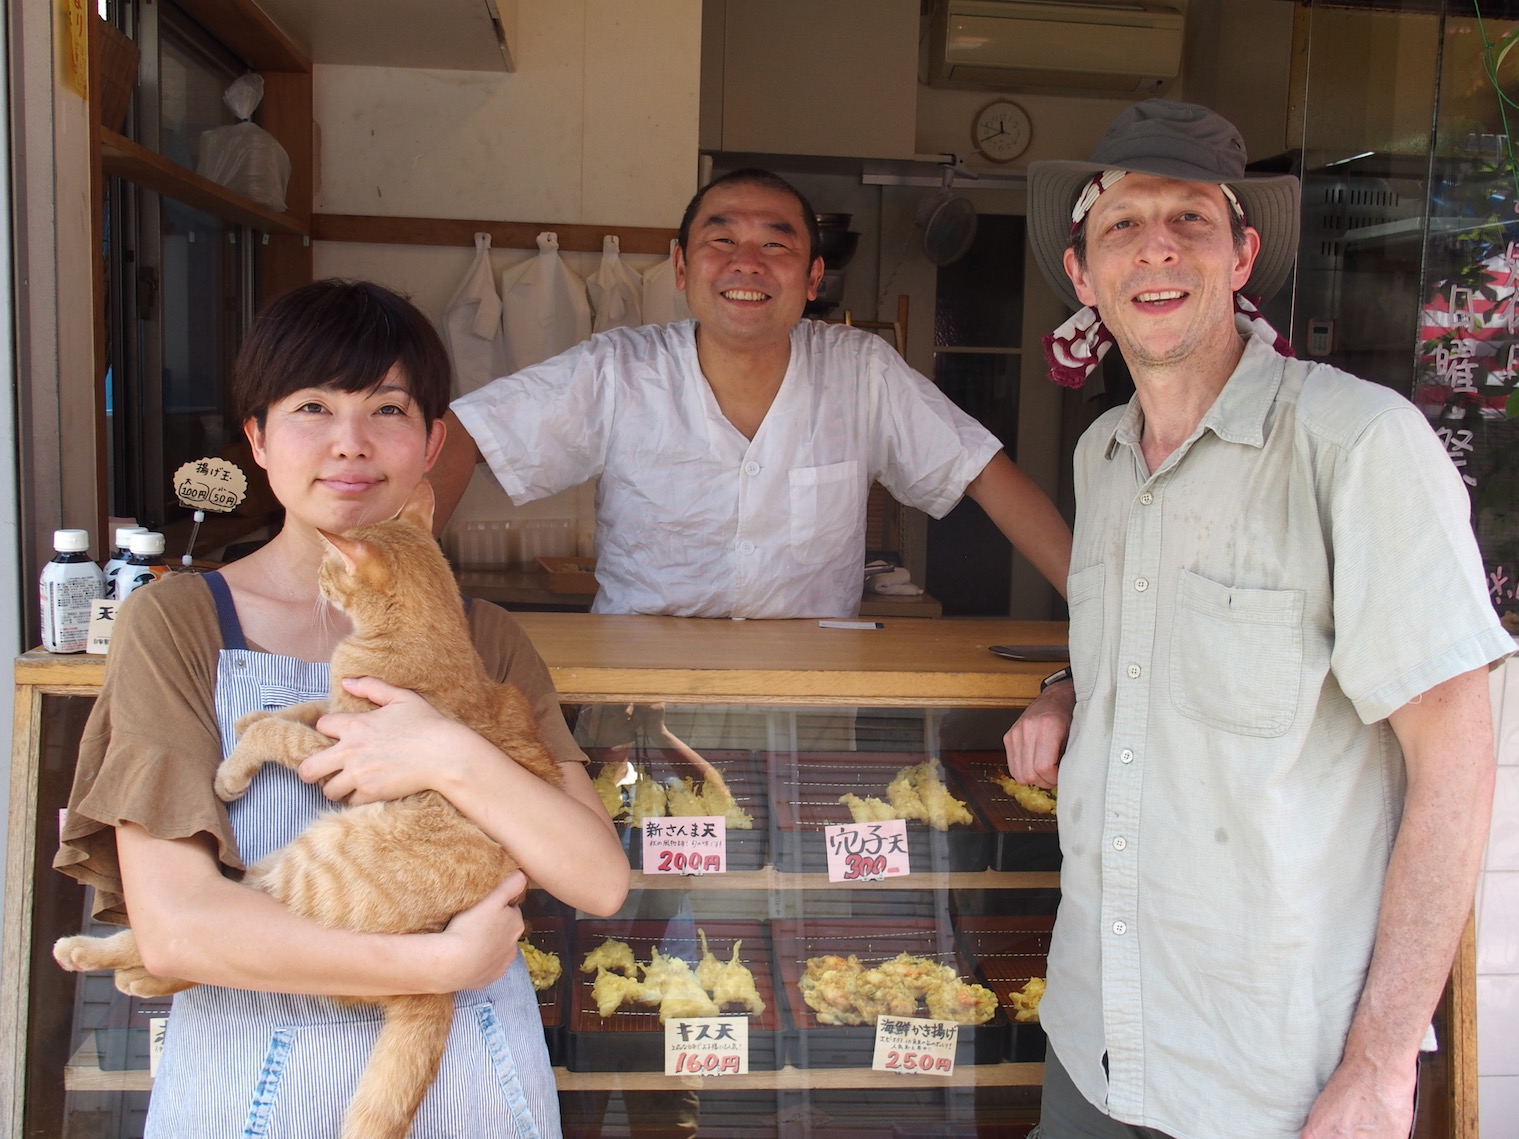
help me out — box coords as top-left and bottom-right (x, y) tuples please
(173, 458), (249, 513)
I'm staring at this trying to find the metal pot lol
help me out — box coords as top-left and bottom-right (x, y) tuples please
(815, 214), (859, 269)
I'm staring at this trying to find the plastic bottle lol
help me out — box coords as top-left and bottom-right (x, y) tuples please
(40, 529), (106, 653)
(102, 526), (148, 594)
(116, 532), (170, 600)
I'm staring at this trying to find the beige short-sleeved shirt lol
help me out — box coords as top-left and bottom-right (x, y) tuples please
(53, 572), (585, 924)
(1046, 335), (1513, 1139)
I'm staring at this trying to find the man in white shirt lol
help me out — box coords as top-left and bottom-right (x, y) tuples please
(431, 168), (1071, 618)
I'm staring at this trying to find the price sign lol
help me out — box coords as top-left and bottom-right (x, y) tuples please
(871, 1015), (958, 1077)
(172, 458), (248, 513)
(149, 1017), (167, 1077)
(664, 1015), (748, 1076)
(825, 819), (910, 882)
(642, 816), (726, 876)
(86, 599), (119, 655)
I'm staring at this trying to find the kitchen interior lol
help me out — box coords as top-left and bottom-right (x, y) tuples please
(7, 0), (1519, 1137)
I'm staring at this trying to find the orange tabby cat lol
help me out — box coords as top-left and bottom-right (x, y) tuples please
(54, 480), (564, 1139)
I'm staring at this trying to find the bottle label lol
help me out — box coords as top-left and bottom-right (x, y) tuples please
(41, 572), (104, 653)
(116, 564), (170, 601)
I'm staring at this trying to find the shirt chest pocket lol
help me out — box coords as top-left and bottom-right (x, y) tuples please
(1169, 569), (1304, 738)
(789, 461), (862, 565)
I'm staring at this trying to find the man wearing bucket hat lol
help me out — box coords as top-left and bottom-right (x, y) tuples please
(1005, 100), (1510, 1139)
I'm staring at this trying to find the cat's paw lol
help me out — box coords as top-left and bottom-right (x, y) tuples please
(54, 935), (110, 973)
(235, 709), (273, 733)
(114, 965), (194, 998)
(214, 762), (254, 802)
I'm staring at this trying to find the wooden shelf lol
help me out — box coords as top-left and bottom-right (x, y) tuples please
(311, 213), (678, 255)
(99, 129), (308, 236)
(625, 867), (1061, 892)
(16, 615), (1066, 707)
(63, 1026), (1044, 1093)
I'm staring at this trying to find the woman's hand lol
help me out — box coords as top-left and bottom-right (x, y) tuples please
(429, 872), (527, 992)
(302, 676), (477, 804)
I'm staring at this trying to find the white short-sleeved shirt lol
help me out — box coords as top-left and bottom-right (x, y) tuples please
(1046, 334), (1513, 1139)
(453, 320), (1001, 618)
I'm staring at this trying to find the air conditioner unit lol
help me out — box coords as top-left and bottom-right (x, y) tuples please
(927, 0), (1185, 96)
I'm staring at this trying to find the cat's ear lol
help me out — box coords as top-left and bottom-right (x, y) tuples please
(317, 530), (367, 576)
(396, 479), (437, 531)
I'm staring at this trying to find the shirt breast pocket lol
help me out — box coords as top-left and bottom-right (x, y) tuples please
(1170, 569), (1304, 738)
(789, 461), (862, 566)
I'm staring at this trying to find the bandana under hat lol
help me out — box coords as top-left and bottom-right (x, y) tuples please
(1042, 171), (1291, 388)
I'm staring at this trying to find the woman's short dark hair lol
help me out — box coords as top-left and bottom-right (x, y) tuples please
(677, 168), (822, 264)
(233, 279), (451, 428)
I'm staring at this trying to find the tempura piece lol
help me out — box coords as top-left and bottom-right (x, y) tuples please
(924, 976), (998, 1025)
(592, 967), (653, 1017)
(800, 954), (867, 1026)
(591, 763), (629, 820)
(698, 774), (754, 829)
(518, 940), (562, 991)
(663, 772), (754, 829)
(838, 792), (896, 823)
(643, 947), (719, 1021)
(696, 929), (765, 1015)
(885, 768), (928, 822)
(1006, 977), (1045, 1023)
(663, 776), (707, 818)
(995, 774), (1057, 816)
(580, 937), (637, 977)
(630, 769), (667, 825)
(909, 761), (974, 830)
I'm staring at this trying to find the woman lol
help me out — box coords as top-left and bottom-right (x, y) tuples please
(55, 279), (629, 1137)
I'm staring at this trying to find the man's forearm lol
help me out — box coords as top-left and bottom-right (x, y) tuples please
(1302, 667), (1495, 1136)
(964, 451), (1072, 598)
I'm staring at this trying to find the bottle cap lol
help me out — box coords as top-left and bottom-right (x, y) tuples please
(128, 532), (166, 557)
(113, 525), (148, 548)
(53, 529), (91, 553)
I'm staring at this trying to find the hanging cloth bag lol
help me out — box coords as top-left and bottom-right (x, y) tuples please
(499, 232), (593, 371)
(196, 73), (291, 212)
(587, 235), (644, 333)
(641, 238), (693, 326)
(443, 232), (509, 396)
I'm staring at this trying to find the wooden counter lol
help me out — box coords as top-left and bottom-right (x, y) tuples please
(13, 613), (1065, 708)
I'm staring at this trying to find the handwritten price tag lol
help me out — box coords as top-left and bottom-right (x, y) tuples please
(871, 1015), (958, 1076)
(642, 816), (726, 875)
(825, 819), (910, 882)
(665, 1015), (748, 1075)
(172, 458), (248, 513)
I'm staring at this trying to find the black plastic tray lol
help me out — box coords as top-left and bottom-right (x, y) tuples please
(585, 748), (770, 872)
(942, 750), (1060, 871)
(954, 916), (1053, 1063)
(771, 918), (1007, 1069)
(566, 919), (781, 1072)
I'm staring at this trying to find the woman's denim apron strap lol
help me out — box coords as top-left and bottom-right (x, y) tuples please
(145, 572), (559, 1137)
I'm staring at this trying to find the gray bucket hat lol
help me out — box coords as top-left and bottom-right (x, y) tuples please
(1027, 99), (1300, 312)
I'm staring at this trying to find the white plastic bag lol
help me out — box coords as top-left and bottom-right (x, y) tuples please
(587, 235), (643, 333)
(499, 232), (592, 372)
(196, 74), (290, 212)
(641, 238), (693, 325)
(443, 232), (508, 396)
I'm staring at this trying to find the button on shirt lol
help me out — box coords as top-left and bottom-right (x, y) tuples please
(1044, 335), (1512, 1139)
(453, 320), (1000, 618)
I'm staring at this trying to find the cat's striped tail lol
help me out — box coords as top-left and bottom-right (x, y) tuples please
(341, 991), (455, 1139)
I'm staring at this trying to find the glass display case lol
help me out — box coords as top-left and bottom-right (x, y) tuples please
(1, 613), (1475, 1136)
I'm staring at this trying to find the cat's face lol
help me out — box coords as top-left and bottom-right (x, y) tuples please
(317, 482), (441, 620)
(244, 367), (445, 536)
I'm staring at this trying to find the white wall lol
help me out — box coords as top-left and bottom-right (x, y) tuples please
(311, 0), (703, 551)
(1480, 657), (1519, 1132)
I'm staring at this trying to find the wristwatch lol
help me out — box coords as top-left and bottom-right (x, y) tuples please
(1039, 666), (1073, 692)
